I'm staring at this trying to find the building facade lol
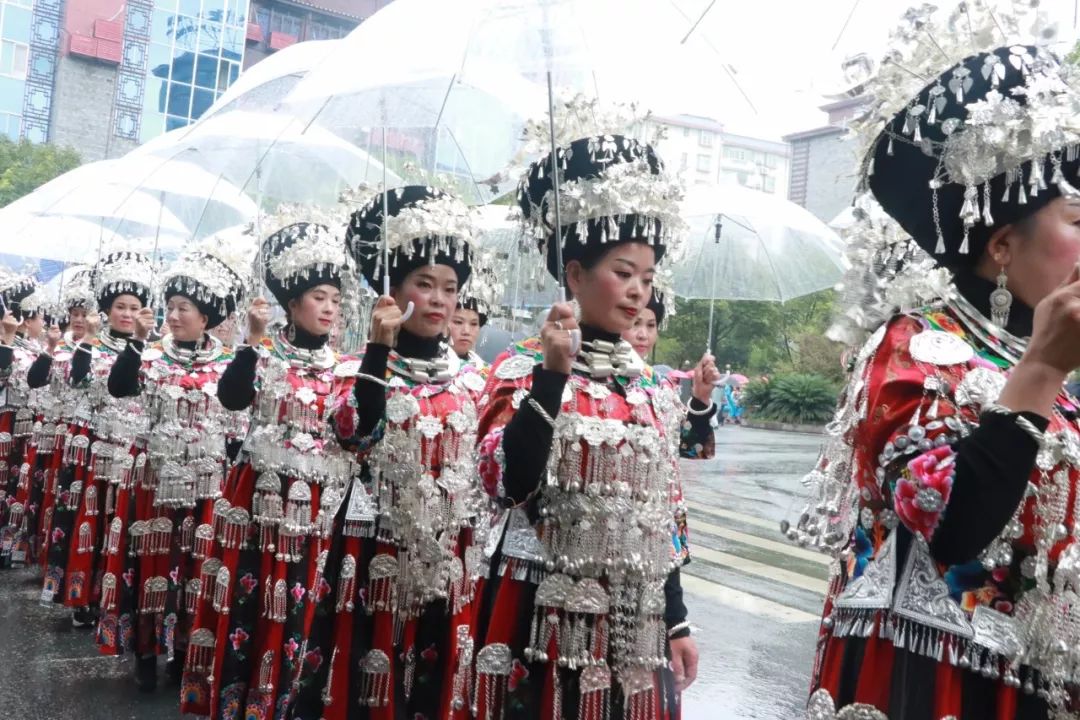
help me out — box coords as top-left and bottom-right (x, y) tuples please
(651, 114), (791, 196)
(13, 0), (386, 159)
(783, 95), (866, 225)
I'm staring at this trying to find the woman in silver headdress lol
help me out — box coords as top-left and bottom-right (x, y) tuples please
(181, 220), (359, 720)
(26, 265), (95, 575)
(286, 185), (487, 720)
(38, 249), (153, 628)
(0, 271), (40, 568)
(96, 236), (251, 692)
(791, 4), (1080, 718)
(472, 120), (715, 720)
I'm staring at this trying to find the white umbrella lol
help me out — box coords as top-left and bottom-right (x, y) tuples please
(0, 213), (187, 265)
(672, 183), (846, 351)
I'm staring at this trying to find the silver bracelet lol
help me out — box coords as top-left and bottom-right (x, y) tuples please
(983, 402), (1045, 445)
(687, 400), (715, 416)
(355, 372), (387, 388)
(667, 620), (692, 638)
(527, 397), (556, 428)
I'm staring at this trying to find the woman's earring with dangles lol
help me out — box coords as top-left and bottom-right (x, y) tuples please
(286, 323), (296, 344)
(990, 264), (1013, 328)
(570, 298), (581, 322)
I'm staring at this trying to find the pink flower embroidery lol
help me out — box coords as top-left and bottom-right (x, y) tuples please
(895, 445), (956, 542)
(122, 568), (135, 587)
(420, 644), (438, 663)
(290, 582), (306, 605)
(283, 636), (299, 661)
(477, 427), (505, 498)
(169, 566), (181, 585)
(51, 527), (64, 544)
(239, 572), (258, 595)
(229, 627), (249, 651)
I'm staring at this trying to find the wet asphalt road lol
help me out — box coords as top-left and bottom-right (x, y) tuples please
(0, 425), (825, 720)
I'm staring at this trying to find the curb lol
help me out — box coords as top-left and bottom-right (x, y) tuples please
(742, 420), (825, 435)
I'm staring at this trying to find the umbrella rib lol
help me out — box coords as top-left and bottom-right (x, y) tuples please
(442, 127), (485, 201)
(739, 215), (788, 303)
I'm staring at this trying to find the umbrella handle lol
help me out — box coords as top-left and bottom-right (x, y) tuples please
(382, 276), (414, 323)
(555, 287), (581, 355)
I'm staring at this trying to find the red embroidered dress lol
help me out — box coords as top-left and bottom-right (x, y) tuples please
(799, 297), (1080, 719)
(287, 341), (486, 720)
(41, 330), (140, 610)
(96, 335), (242, 662)
(181, 331), (358, 720)
(472, 336), (693, 720)
(1, 336), (45, 567)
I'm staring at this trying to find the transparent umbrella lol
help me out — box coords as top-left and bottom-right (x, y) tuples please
(130, 109), (404, 208)
(3, 156), (256, 241)
(201, 39), (340, 120)
(283, 0), (738, 306)
(671, 183), (846, 350)
(0, 212), (187, 265)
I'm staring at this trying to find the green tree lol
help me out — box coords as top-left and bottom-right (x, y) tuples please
(655, 289), (844, 379)
(0, 138), (82, 207)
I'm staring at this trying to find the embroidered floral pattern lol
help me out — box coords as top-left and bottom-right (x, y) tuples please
(895, 445), (956, 542)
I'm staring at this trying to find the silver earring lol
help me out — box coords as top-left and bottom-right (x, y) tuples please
(990, 265), (1012, 328)
(570, 298), (581, 321)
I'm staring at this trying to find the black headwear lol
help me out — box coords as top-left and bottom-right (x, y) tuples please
(518, 134), (670, 278)
(646, 288), (665, 327)
(347, 185), (473, 289)
(93, 250), (153, 312)
(162, 253), (246, 330)
(262, 222), (345, 310)
(867, 45), (1076, 270)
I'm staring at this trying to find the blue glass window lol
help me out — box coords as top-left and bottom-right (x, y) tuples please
(3, 5), (31, 42)
(191, 87), (213, 116)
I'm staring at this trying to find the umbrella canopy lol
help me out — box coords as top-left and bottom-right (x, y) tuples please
(0, 213), (187, 266)
(201, 39), (340, 120)
(131, 109), (404, 207)
(3, 156), (256, 240)
(282, 0), (738, 205)
(672, 183), (846, 303)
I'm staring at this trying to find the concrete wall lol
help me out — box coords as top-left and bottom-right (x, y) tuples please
(48, 54), (135, 160)
(797, 132), (859, 224)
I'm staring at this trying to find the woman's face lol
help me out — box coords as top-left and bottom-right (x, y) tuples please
(288, 284), (341, 337)
(992, 197), (1080, 308)
(393, 264), (459, 339)
(567, 242), (656, 334)
(166, 295), (207, 342)
(108, 294), (143, 333)
(623, 307), (659, 358)
(22, 314), (44, 339)
(68, 307), (87, 338)
(449, 308), (481, 356)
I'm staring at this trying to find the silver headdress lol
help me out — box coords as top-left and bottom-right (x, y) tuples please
(853, 1), (1078, 258)
(92, 243), (156, 309)
(160, 227), (257, 328)
(516, 95), (686, 278)
(59, 265), (96, 314)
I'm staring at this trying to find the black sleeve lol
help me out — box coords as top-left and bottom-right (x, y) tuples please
(69, 343), (93, 386)
(664, 568), (689, 637)
(107, 342), (144, 398)
(351, 344), (391, 439)
(217, 345), (260, 411)
(27, 353), (52, 389)
(686, 397), (716, 439)
(930, 410), (1050, 566)
(0, 345), (12, 372)
(501, 365), (569, 505)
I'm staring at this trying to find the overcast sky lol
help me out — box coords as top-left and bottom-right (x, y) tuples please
(665, 0), (1080, 139)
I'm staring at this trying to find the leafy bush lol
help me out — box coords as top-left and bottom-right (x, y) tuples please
(748, 373), (838, 425)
